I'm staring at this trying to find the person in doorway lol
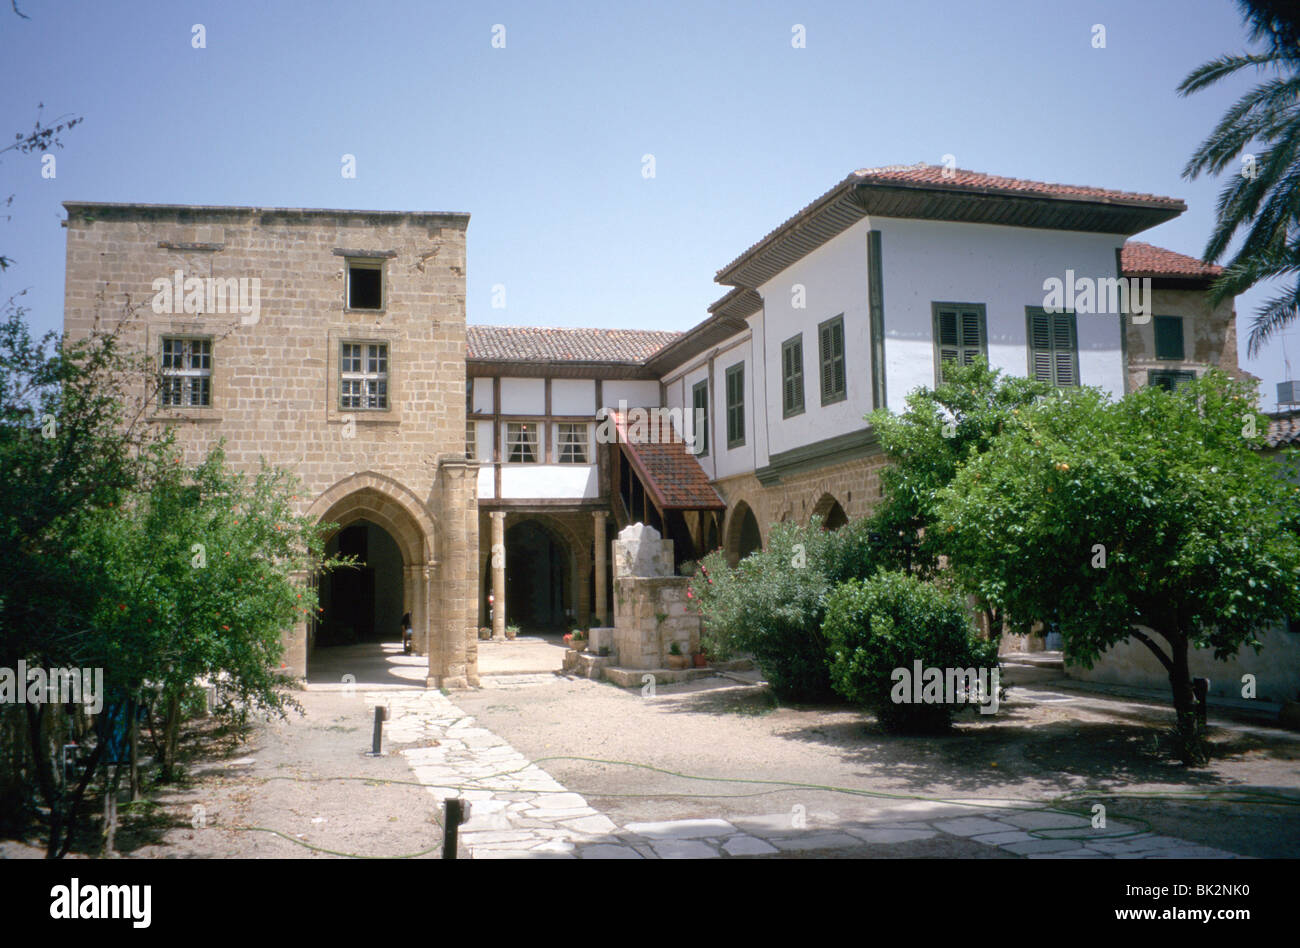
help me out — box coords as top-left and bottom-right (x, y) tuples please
(401, 612), (413, 655)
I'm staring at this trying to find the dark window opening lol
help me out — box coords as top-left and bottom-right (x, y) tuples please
(348, 264), (382, 310)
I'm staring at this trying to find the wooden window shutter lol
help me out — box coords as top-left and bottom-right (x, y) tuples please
(1029, 309), (1053, 383)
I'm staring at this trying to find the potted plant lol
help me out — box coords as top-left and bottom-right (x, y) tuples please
(666, 640), (688, 670)
(692, 645), (708, 668)
(564, 630), (587, 652)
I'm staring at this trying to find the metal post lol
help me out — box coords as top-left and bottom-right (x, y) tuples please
(370, 705), (386, 755)
(443, 798), (468, 859)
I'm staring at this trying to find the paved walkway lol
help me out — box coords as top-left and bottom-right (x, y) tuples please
(370, 677), (1245, 860)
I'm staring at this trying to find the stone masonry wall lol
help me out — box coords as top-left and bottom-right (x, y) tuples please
(62, 203), (477, 684)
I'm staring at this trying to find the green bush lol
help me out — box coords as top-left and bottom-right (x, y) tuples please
(823, 571), (999, 732)
(691, 517), (883, 702)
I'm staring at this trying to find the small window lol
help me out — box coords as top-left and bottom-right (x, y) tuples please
(557, 423), (590, 464)
(1154, 315), (1185, 361)
(506, 422), (539, 463)
(339, 342), (389, 409)
(691, 379), (709, 457)
(933, 303), (987, 384)
(818, 315), (846, 405)
(466, 421), (477, 461)
(159, 336), (212, 407)
(781, 335), (805, 418)
(725, 363), (745, 448)
(1148, 369), (1196, 392)
(347, 260), (383, 310)
(1026, 308), (1079, 387)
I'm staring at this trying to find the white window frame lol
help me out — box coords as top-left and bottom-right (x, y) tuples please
(466, 420), (477, 460)
(556, 422), (591, 464)
(339, 341), (389, 410)
(505, 421), (540, 463)
(159, 336), (212, 407)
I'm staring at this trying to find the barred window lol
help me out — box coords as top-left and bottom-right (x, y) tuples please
(466, 421), (477, 460)
(506, 422), (539, 463)
(557, 423), (590, 464)
(159, 337), (212, 407)
(340, 342), (389, 410)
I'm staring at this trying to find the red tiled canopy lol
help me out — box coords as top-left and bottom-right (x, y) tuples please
(610, 410), (724, 511)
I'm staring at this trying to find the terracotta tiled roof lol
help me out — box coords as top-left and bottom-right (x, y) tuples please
(716, 165), (1186, 286)
(1266, 410), (1300, 448)
(467, 325), (681, 363)
(611, 410), (725, 510)
(1122, 241), (1223, 280)
(851, 165), (1183, 204)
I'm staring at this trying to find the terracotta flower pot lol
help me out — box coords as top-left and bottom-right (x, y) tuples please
(666, 654), (688, 670)
(693, 652), (708, 668)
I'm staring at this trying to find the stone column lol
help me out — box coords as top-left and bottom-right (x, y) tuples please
(490, 510), (507, 640)
(592, 511), (608, 627)
(432, 457), (474, 689)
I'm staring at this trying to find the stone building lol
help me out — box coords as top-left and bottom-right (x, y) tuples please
(61, 202), (478, 686)
(62, 165), (1266, 687)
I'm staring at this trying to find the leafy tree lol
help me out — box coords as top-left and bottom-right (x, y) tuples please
(75, 441), (334, 780)
(934, 371), (1300, 763)
(823, 571), (998, 733)
(1179, 0), (1300, 353)
(867, 357), (1050, 634)
(692, 517), (879, 701)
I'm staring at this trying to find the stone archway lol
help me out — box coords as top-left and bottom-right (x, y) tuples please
(810, 492), (849, 531)
(484, 510), (592, 634)
(723, 500), (763, 566)
(298, 472), (439, 682)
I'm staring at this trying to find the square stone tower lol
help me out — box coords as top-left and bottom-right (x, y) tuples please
(62, 202), (479, 686)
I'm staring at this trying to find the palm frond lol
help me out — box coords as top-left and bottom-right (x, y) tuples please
(1178, 51), (1283, 96)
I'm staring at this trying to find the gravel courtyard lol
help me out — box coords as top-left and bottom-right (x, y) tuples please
(58, 637), (1299, 860)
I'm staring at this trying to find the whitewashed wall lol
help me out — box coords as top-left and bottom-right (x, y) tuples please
(873, 216), (1126, 413)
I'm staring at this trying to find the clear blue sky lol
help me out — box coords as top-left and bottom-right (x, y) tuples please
(3, 0), (1297, 407)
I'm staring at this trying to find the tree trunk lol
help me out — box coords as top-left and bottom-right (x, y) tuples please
(161, 690), (181, 782)
(128, 698), (139, 802)
(1166, 633), (1204, 764)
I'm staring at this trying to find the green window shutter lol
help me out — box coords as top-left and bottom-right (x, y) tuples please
(818, 316), (846, 404)
(1027, 307), (1078, 387)
(692, 380), (709, 455)
(782, 335), (804, 417)
(1153, 315), (1185, 361)
(934, 304), (987, 383)
(726, 363), (745, 447)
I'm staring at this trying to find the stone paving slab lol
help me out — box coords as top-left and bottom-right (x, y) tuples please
(373, 690), (1245, 861)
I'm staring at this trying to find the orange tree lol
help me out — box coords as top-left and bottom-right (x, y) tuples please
(934, 371), (1300, 763)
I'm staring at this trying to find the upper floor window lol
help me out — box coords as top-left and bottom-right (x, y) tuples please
(933, 303), (987, 384)
(691, 379), (709, 457)
(340, 342), (389, 409)
(506, 421), (540, 463)
(781, 334), (805, 418)
(1026, 307), (1079, 387)
(466, 421), (477, 461)
(725, 362), (745, 448)
(347, 259), (384, 310)
(159, 336), (212, 407)
(557, 422), (590, 464)
(1154, 315), (1185, 361)
(818, 315), (846, 405)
